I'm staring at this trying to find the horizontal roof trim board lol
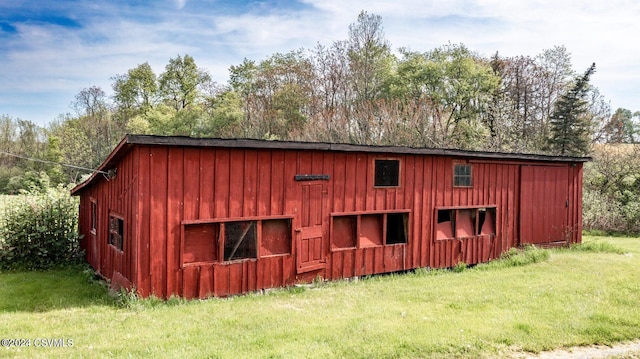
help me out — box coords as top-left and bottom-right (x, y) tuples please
(70, 134), (591, 195)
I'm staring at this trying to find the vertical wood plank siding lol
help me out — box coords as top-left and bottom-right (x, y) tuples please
(76, 144), (584, 299)
(77, 147), (138, 291)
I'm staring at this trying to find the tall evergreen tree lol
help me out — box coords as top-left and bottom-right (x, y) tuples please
(547, 63), (596, 156)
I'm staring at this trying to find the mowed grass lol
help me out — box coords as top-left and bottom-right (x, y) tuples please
(1, 236), (640, 358)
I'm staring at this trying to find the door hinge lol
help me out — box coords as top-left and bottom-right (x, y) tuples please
(566, 200), (569, 208)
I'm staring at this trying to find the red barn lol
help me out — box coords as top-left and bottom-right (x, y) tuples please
(71, 135), (588, 299)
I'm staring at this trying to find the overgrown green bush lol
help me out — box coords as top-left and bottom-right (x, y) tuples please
(583, 145), (640, 234)
(0, 186), (82, 270)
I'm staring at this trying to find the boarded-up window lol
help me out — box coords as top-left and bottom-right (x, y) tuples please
(224, 221), (257, 261)
(108, 214), (124, 251)
(90, 200), (97, 233)
(374, 159), (400, 187)
(184, 223), (219, 264)
(386, 213), (408, 244)
(332, 216), (357, 249)
(261, 219), (291, 256)
(360, 214), (383, 247)
(453, 164), (473, 187)
(455, 209), (475, 238)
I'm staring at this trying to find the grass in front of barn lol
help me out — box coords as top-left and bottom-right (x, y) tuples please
(1, 236), (640, 358)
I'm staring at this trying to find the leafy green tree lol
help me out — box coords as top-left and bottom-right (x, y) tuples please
(389, 44), (499, 148)
(488, 48), (576, 153)
(71, 86), (119, 167)
(112, 62), (158, 124)
(347, 11), (395, 144)
(229, 51), (315, 139)
(348, 11), (394, 102)
(602, 108), (635, 143)
(547, 63), (596, 156)
(159, 54), (210, 111)
(307, 41), (352, 143)
(5, 171), (50, 194)
(200, 89), (244, 137)
(48, 115), (98, 183)
(42, 135), (65, 185)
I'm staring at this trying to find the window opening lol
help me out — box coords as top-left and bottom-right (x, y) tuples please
(478, 208), (496, 236)
(332, 216), (357, 249)
(360, 214), (383, 247)
(374, 159), (400, 187)
(332, 212), (410, 250)
(435, 207), (496, 240)
(436, 209), (455, 240)
(386, 213), (408, 244)
(108, 215), (124, 251)
(90, 200), (97, 232)
(455, 209), (475, 238)
(224, 221), (257, 261)
(453, 164), (473, 187)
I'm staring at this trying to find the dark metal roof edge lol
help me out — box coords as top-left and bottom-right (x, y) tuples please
(124, 134), (592, 163)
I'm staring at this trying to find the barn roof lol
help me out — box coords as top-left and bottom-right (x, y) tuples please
(71, 134), (591, 195)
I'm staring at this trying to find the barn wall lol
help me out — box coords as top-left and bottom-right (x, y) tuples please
(129, 144), (585, 299)
(77, 148), (138, 290)
(136, 146), (299, 298)
(77, 143), (584, 298)
(325, 155), (521, 279)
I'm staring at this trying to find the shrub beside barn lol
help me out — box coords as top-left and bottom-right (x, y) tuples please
(71, 135), (588, 298)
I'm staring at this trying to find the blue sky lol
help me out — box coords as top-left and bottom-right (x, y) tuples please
(1, 0), (639, 126)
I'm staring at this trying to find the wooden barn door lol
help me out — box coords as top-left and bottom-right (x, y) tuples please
(297, 182), (326, 273)
(520, 166), (570, 246)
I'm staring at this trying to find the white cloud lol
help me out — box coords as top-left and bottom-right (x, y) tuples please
(176, 0), (188, 10)
(1, 0), (639, 125)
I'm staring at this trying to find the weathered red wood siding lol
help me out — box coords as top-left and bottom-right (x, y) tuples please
(135, 146), (299, 298)
(520, 164), (583, 246)
(76, 139), (584, 299)
(77, 147), (138, 291)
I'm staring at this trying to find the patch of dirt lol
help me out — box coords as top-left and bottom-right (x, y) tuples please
(509, 340), (640, 359)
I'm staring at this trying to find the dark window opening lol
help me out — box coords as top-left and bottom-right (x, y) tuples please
(184, 223), (219, 263)
(374, 159), (400, 187)
(108, 215), (124, 251)
(261, 219), (291, 256)
(386, 213), (408, 244)
(332, 212), (410, 250)
(453, 164), (473, 187)
(90, 200), (97, 232)
(332, 216), (357, 249)
(224, 221), (257, 261)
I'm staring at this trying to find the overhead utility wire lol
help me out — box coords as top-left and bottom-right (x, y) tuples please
(0, 150), (109, 175)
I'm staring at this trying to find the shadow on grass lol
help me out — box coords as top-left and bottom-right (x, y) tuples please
(0, 264), (118, 313)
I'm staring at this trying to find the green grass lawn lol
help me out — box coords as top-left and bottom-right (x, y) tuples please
(1, 236), (640, 358)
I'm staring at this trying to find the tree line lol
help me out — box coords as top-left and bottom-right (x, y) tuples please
(1, 11), (639, 195)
